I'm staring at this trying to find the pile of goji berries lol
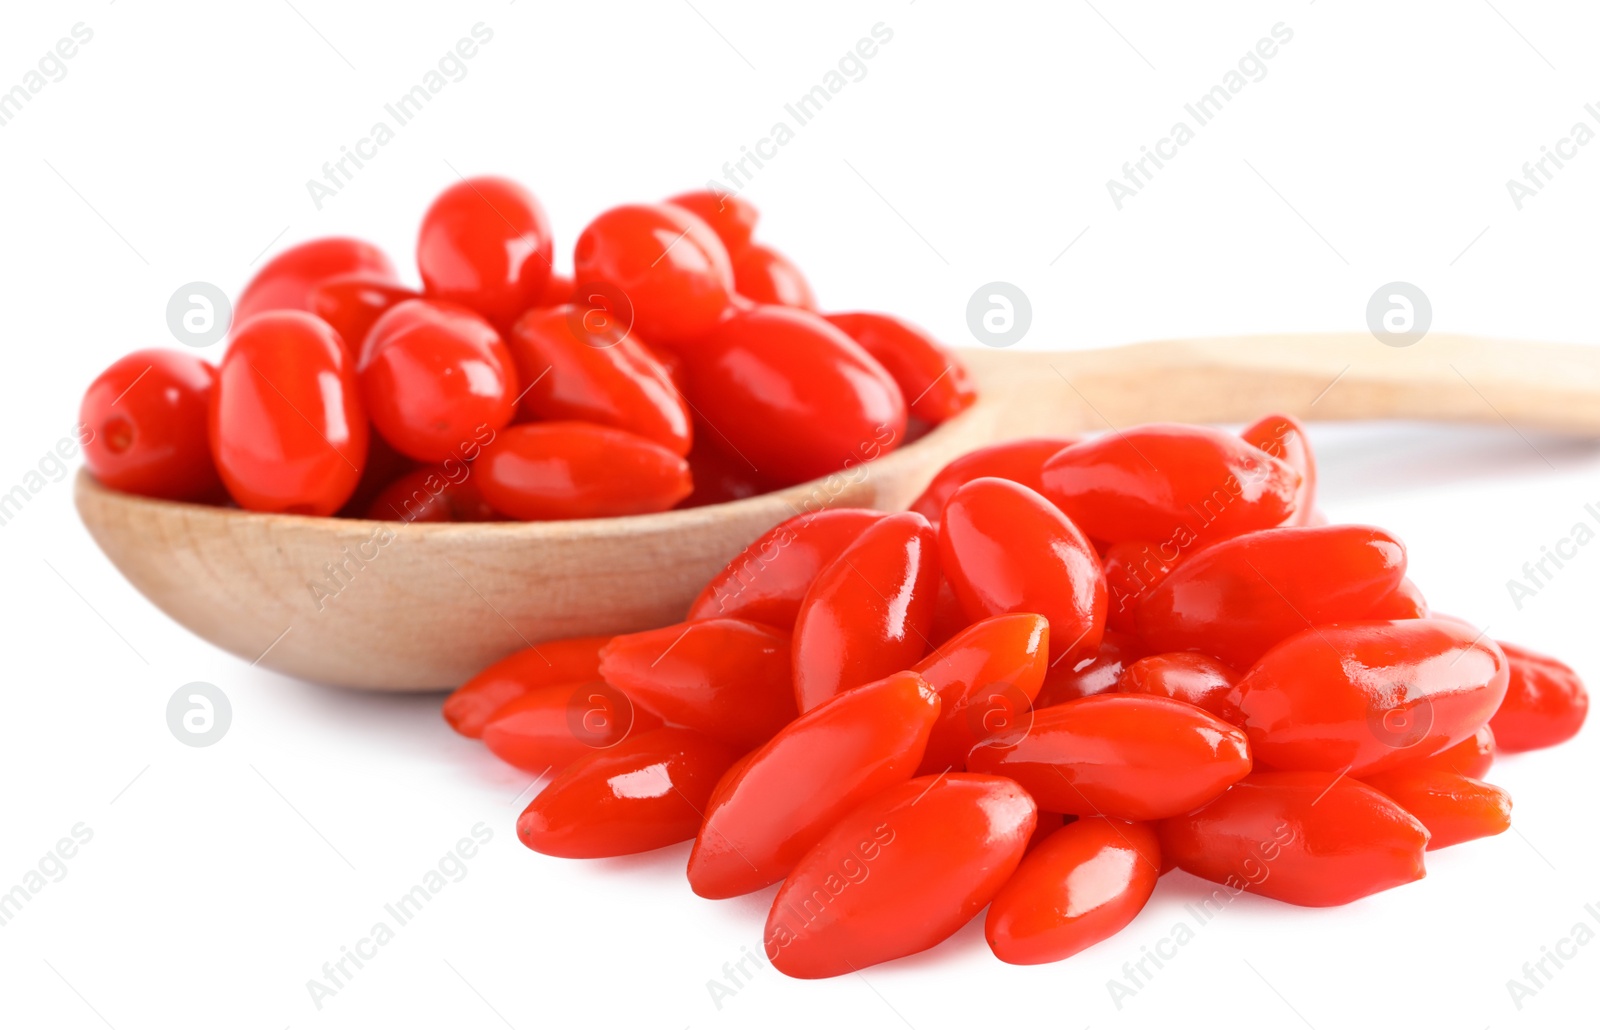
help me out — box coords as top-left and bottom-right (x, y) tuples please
(78, 180), (973, 518)
(445, 416), (1589, 977)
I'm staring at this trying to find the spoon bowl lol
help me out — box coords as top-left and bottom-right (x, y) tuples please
(77, 333), (1600, 690)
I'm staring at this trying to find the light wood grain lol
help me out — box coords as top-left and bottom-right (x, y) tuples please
(76, 332), (1600, 690)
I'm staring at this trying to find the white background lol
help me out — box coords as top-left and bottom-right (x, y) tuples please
(2, 1), (1598, 1027)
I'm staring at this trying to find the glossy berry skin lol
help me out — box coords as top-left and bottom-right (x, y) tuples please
(1367, 577), (1429, 619)
(598, 618), (797, 750)
(641, 341), (684, 391)
(985, 818), (1161, 965)
(481, 681), (661, 772)
(734, 243), (816, 309)
(417, 175), (553, 331)
(688, 671), (940, 899)
(1101, 540), (1174, 634)
(674, 304), (907, 487)
(1491, 641), (1589, 751)
(825, 312), (978, 424)
(506, 305), (691, 455)
(1040, 423), (1300, 546)
(308, 275), (419, 355)
(911, 437), (1077, 524)
(1160, 772), (1429, 907)
(764, 774), (1035, 978)
(80, 349), (222, 501)
(364, 465), (497, 523)
(1228, 619), (1511, 777)
(443, 636), (610, 738)
(1033, 630), (1144, 708)
(573, 203), (734, 344)
(939, 478), (1106, 666)
(911, 614), (1050, 775)
(235, 237), (396, 328)
(1118, 652), (1242, 725)
(687, 508), (884, 627)
(1135, 525), (1408, 669)
(357, 299), (518, 463)
(792, 512), (940, 712)
(477, 422), (691, 520)
(1390, 723), (1495, 778)
(1361, 769), (1511, 850)
(517, 729), (738, 858)
(969, 694), (1252, 821)
(1241, 413), (1316, 525)
(665, 190), (759, 256)
(209, 312), (368, 515)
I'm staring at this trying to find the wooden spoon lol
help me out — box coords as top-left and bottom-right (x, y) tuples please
(76, 332), (1600, 691)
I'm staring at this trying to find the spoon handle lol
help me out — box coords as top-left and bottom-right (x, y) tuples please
(962, 333), (1600, 436)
